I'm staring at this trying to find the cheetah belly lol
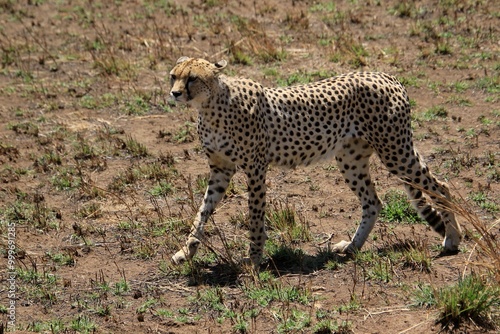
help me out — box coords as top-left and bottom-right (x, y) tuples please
(264, 107), (345, 168)
(267, 132), (341, 168)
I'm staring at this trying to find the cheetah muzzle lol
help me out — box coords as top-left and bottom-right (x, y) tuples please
(169, 56), (462, 269)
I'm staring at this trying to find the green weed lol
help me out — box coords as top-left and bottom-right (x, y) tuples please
(194, 173), (209, 194)
(439, 274), (498, 326)
(125, 95), (150, 115)
(70, 315), (97, 333)
(76, 202), (102, 219)
(276, 70), (335, 87)
(412, 283), (436, 308)
(95, 304), (112, 316)
(74, 136), (99, 160)
(336, 295), (361, 313)
(149, 180), (175, 196)
(1, 199), (60, 230)
(233, 314), (249, 333)
(137, 298), (157, 314)
(314, 319), (352, 334)
(266, 200), (311, 244)
(138, 160), (176, 180)
(398, 75), (421, 88)
(412, 106), (448, 123)
(52, 167), (81, 190)
(402, 244), (432, 272)
(123, 135), (149, 157)
(27, 318), (66, 332)
(8, 121), (39, 136)
(277, 308), (312, 332)
(447, 95), (472, 106)
(156, 308), (174, 318)
(134, 240), (158, 259)
(379, 190), (422, 224)
(244, 271), (313, 306)
(114, 279), (129, 296)
(475, 75), (499, 95)
(355, 250), (393, 282)
(435, 40), (453, 55)
(190, 287), (226, 312)
(349, 43), (369, 68)
(80, 94), (98, 109)
(324, 258), (342, 271)
(389, 1), (417, 18)
(231, 47), (253, 66)
(172, 122), (196, 143)
(469, 191), (499, 213)
(450, 80), (469, 92)
(277, 72), (315, 87)
(309, 1), (336, 13)
(413, 272), (499, 329)
(108, 167), (140, 192)
(47, 251), (75, 266)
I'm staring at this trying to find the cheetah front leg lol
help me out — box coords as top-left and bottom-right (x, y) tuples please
(331, 140), (382, 253)
(172, 162), (236, 264)
(245, 167), (268, 269)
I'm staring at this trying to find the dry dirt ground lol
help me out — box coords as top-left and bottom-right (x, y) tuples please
(0, 0), (499, 333)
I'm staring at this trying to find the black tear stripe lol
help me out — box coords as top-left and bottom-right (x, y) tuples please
(186, 83), (192, 101)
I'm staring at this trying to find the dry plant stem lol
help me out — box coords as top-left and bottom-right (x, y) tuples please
(211, 38), (247, 59)
(411, 180), (499, 281)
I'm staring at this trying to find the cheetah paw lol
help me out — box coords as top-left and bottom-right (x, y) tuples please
(442, 234), (461, 252)
(331, 240), (356, 254)
(441, 237), (460, 255)
(171, 248), (190, 265)
(241, 257), (261, 269)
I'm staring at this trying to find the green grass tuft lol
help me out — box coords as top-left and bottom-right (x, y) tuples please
(379, 190), (422, 224)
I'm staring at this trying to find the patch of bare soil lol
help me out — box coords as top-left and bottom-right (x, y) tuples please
(0, 1), (498, 333)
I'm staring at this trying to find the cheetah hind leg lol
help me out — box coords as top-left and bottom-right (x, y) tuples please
(331, 140), (382, 254)
(383, 145), (462, 253)
(403, 177), (462, 253)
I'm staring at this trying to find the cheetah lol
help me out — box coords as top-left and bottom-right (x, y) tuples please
(169, 56), (462, 268)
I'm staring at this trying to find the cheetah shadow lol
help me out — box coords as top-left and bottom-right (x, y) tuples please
(193, 245), (351, 287)
(370, 239), (460, 258)
(195, 241), (458, 287)
(262, 245), (351, 276)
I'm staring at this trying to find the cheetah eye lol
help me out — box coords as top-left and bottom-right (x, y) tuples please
(170, 74), (176, 82)
(187, 76), (197, 83)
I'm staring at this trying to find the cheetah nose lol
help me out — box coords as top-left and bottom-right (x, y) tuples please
(171, 91), (182, 98)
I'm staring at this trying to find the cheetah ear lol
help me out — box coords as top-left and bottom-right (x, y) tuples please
(176, 56), (190, 64)
(214, 60), (227, 70)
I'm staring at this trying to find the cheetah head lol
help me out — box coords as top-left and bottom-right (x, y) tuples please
(169, 57), (227, 108)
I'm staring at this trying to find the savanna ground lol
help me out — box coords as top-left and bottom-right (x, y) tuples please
(0, 0), (499, 333)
